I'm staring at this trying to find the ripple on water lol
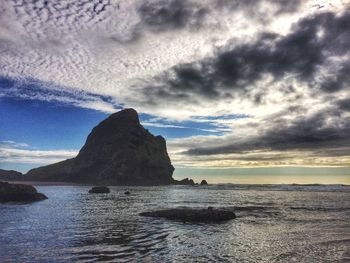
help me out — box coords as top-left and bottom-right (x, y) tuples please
(0, 185), (349, 262)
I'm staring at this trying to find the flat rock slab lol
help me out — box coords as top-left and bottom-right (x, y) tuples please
(88, 186), (110, 193)
(0, 182), (47, 203)
(139, 208), (236, 222)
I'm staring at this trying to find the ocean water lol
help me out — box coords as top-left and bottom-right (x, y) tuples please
(0, 184), (349, 262)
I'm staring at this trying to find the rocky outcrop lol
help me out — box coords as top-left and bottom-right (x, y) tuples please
(25, 159), (75, 182)
(200, 180), (208, 185)
(173, 178), (195, 185)
(139, 207), (236, 222)
(0, 182), (47, 203)
(88, 186), (110, 193)
(26, 109), (175, 185)
(0, 169), (24, 181)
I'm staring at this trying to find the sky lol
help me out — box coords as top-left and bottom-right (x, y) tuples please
(0, 0), (349, 184)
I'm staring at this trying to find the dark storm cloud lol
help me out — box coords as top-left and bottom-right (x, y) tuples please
(142, 11), (350, 102)
(320, 61), (350, 93)
(138, 0), (208, 31)
(152, 10), (350, 160)
(137, 0), (302, 33)
(185, 108), (350, 156)
(338, 98), (350, 111)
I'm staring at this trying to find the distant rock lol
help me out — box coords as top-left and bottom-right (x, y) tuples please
(26, 108), (175, 185)
(139, 207), (236, 222)
(200, 180), (208, 185)
(0, 169), (24, 181)
(173, 178), (195, 185)
(88, 186), (110, 194)
(124, 191), (130, 195)
(0, 182), (47, 203)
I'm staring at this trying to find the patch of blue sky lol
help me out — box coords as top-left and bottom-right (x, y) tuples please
(140, 113), (250, 138)
(0, 97), (109, 150)
(0, 75), (121, 112)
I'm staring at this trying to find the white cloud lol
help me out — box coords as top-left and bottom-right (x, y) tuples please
(0, 141), (77, 165)
(0, 147), (78, 164)
(0, 140), (29, 148)
(142, 122), (188, 129)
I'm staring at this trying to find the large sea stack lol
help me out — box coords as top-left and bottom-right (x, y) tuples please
(26, 109), (175, 185)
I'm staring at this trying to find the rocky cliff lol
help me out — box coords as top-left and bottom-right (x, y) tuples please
(26, 109), (175, 185)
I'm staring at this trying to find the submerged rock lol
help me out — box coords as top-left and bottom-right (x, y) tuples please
(88, 186), (110, 194)
(139, 207), (236, 222)
(200, 180), (208, 185)
(0, 182), (47, 203)
(26, 109), (175, 185)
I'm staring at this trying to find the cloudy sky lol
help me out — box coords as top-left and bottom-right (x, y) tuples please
(0, 0), (349, 183)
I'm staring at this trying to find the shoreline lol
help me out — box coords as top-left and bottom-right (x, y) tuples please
(2, 180), (349, 187)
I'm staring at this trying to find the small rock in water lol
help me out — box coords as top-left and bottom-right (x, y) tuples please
(124, 191), (130, 195)
(200, 180), (208, 185)
(0, 181), (47, 203)
(88, 186), (110, 194)
(139, 207), (236, 223)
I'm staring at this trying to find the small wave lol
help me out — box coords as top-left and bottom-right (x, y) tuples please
(289, 206), (350, 212)
(317, 238), (350, 245)
(215, 183), (350, 193)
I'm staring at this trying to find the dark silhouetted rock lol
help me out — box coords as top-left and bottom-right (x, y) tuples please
(0, 182), (47, 203)
(25, 159), (75, 182)
(173, 178), (195, 185)
(124, 191), (130, 195)
(200, 180), (208, 185)
(139, 207), (236, 222)
(88, 186), (110, 193)
(0, 169), (24, 181)
(25, 108), (175, 185)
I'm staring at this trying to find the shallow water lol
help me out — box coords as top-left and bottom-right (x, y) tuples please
(1, 184), (350, 262)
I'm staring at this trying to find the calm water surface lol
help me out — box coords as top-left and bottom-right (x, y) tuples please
(1, 184), (350, 262)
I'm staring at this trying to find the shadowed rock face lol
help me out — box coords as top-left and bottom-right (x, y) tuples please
(0, 169), (23, 181)
(139, 207), (236, 222)
(25, 159), (75, 182)
(26, 109), (175, 185)
(0, 182), (47, 203)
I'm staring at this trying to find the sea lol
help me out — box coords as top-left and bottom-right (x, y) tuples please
(0, 184), (349, 262)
